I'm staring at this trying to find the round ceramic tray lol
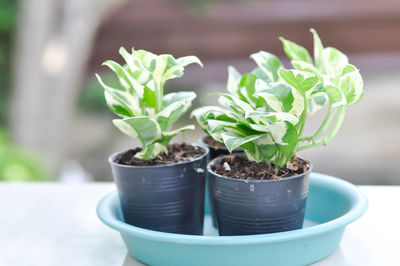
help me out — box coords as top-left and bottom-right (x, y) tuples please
(97, 173), (367, 266)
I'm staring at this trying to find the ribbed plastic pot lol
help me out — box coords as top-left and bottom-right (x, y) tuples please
(208, 155), (312, 236)
(109, 144), (208, 235)
(200, 136), (244, 228)
(200, 136), (232, 228)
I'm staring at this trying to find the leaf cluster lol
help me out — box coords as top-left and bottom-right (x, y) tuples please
(193, 29), (363, 168)
(96, 48), (203, 160)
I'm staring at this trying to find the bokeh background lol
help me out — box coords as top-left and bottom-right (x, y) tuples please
(1, 0), (399, 184)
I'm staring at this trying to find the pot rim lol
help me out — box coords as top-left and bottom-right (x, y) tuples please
(207, 154), (313, 184)
(109, 143), (209, 169)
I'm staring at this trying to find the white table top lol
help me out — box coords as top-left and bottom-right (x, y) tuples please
(0, 182), (398, 266)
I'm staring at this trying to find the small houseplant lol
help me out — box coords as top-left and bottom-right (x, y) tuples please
(194, 29), (363, 235)
(96, 47), (208, 235)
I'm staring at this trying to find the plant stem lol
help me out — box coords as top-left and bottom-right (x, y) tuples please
(299, 105), (337, 141)
(155, 82), (163, 113)
(297, 94), (308, 137)
(297, 106), (346, 151)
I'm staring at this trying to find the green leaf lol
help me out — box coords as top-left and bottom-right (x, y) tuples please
(250, 51), (282, 82)
(323, 47), (349, 79)
(142, 86), (156, 109)
(324, 82), (347, 107)
(227, 66), (242, 95)
(96, 74), (141, 117)
(119, 47), (153, 85)
(221, 132), (266, 153)
(112, 117), (161, 147)
(135, 143), (168, 160)
(157, 100), (192, 131)
(279, 69), (319, 95)
(253, 92), (283, 113)
(238, 73), (257, 105)
(277, 122), (298, 153)
(310, 28), (324, 70)
(279, 37), (313, 64)
(207, 119), (237, 134)
(161, 125), (195, 144)
(252, 67), (272, 82)
(218, 93), (254, 113)
(291, 60), (320, 76)
(308, 93), (328, 115)
(306, 83), (328, 114)
(257, 82), (295, 112)
(102, 60), (144, 97)
(191, 106), (237, 129)
(246, 111), (299, 125)
(177, 56), (203, 68)
(264, 122), (289, 145)
(154, 54), (203, 84)
(131, 48), (157, 71)
(163, 91), (196, 107)
(339, 67), (364, 105)
(257, 143), (278, 160)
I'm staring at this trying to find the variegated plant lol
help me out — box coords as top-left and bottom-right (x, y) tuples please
(193, 29), (363, 169)
(280, 29), (363, 150)
(96, 47), (203, 160)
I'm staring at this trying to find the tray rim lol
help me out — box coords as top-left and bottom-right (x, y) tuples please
(97, 172), (368, 245)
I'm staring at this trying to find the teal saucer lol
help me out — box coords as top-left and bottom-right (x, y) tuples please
(97, 173), (367, 266)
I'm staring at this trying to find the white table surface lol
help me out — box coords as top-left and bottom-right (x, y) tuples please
(0, 182), (398, 266)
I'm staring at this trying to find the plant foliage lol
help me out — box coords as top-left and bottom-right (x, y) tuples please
(96, 47), (203, 160)
(193, 29), (363, 169)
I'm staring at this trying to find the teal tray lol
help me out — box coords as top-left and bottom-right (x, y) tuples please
(97, 173), (367, 266)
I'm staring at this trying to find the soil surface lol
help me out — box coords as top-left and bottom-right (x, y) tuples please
(203, 135), (227, 150)
(212, 155), (310, 180)
(115, 143), (204, 166)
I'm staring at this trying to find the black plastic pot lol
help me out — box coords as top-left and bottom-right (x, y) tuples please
(109, 144), (208, 235)
(208, 155), (312, 236)
(200, 136), (243, 228)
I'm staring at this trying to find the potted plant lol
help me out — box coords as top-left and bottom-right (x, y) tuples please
(96, 47), (208, 235)
(191, 53), (283, 227)
(195, 29), (363, 236)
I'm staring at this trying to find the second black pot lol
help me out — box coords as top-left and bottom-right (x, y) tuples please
(208, 155), (312, 236)
(201, 136), (244, 228)
(109, 144), (208, 235)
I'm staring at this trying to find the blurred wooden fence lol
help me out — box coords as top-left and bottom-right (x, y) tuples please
(89, 0), (400, 78)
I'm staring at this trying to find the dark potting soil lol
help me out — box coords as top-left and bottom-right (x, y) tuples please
(203, 135), (227, 150)
(211, 155), (310, 180)
(115, 143), (204, 166)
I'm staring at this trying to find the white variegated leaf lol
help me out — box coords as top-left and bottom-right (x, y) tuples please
(96, 74), (141, 117)
(253, 92), (284, 112)
(246, 111), (299, 125)
(279, 37), (313, 64)
(157, 100), (192, 130)
(135, 143), (168, 160)
(307, 92), (328, 115)
(227, 66), (242, 95)
(112, 117), (161, 147)
(279, 69), (319, 95)
(339, 67), (364, 106)
(221, 132), (266, 153)
(163, 91), (196, 107)
(324, 80), (347, 107)
(310, 28), (325, 71)
(250, 51), (282, 82)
